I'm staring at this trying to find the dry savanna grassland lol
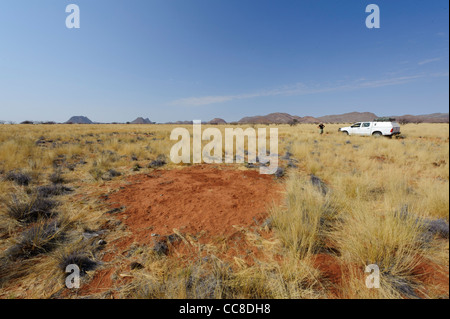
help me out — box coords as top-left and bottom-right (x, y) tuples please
(0, 123), (448, 299)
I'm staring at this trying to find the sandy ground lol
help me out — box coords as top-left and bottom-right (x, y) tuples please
(107, 165), (283, 247)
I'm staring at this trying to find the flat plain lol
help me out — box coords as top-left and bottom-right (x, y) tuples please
(0, 123), (448, 299)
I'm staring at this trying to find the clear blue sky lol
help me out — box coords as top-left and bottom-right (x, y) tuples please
(0, 0), (448, 123)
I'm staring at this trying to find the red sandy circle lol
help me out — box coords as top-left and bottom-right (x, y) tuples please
(107, 165), (283, 248)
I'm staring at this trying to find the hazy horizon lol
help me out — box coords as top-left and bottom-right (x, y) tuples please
(0, 0), (448, 123)
(1, 110), (449, 125)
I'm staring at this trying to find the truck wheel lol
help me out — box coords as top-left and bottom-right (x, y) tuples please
(372, 131), (382, 137)
(342, 131), (349, 135)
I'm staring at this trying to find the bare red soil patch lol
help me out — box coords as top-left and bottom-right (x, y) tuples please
(312, 254), (346, 298)
(412, 258), (449, 298)
(107, 165), (283, 253)
(312, 254), (344, 286)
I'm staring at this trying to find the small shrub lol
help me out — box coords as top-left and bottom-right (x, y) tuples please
(58, 251), (98, 276)
(148, 155), (167, 168)
(4, 171), (32, 186)
(101, 169), (122, 181)
(6, 194), (58, 223)
(6, 220), (63, 260)
(49, 170), (65, 184)
(37, 184), (73, 198)
(89, 167), (104, 180)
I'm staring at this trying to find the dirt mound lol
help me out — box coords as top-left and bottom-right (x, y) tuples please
(107, 165), (283, 250)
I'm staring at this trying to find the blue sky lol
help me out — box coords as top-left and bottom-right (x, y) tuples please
(0, 0), (448, 123)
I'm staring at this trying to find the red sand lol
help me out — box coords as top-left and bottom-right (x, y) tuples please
(412, 258), (449, 298)
(107, 165), (283, 251)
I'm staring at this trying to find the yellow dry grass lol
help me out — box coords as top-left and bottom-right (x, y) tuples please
(0, 123), (448, 299)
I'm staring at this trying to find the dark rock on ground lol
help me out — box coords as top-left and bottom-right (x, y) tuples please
(167, 234), (181, 244)
(261, 217), (273, 230)
(97, 239), (107, 246)
(105, 206), (125, 214)
(148, 156), (167, 168)
(153, 240), (169, 255)
(275, 167), (285, 178)
(82, 229), (106, 240)
(245, 163), (258, 169)
(424, 219), (449, 239)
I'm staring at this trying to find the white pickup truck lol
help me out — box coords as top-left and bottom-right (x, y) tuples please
(339, 118), (401, 137)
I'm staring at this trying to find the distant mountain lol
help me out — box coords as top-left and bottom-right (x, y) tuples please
(130, 117), (154, 124)
(239, 112), (292, 124)
(317, 112), (378, 123)
(209, 118), (227, 124)
(299, 116), (322, 124)
(238, 113), (321, 124)
(392, 113), (449, 124)
(234, 111), (449, 124)
(63, 112), (448, 125)
(66, 116), (93, 124)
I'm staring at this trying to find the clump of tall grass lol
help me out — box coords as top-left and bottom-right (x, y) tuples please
(37, 184), (73, 198)
(121, 251), (323, 299)
(6, 220), (64, 261)
(269, 172), (338, 259)
(57, 250), (98, 276)
(5, 192), (59, 224)
(4, 170), (32, 186)
(49, 169), (66, 184)
(334, 204), (429, 296)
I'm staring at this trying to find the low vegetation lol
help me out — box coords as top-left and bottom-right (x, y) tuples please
(0, 123), (448, 299)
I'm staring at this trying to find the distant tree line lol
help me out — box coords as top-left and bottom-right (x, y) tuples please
(397, 118), (424, 125)
(18, 121), (57, 125)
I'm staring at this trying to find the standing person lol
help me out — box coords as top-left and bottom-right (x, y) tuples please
(318, 123), (325, 135)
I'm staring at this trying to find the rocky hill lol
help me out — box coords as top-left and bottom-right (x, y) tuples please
(392, 113), (449, 124)
(238, 113), (308, 124)
(130, 117), (154, 124)
(235, 111), (448, 124)
(65, 116), (93, 124)
(316, 112), (378, 123)
(209, 118), (227, 124)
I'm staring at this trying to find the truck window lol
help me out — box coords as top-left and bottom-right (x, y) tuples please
(362, 123), (370, 127)
(351, 123), (361, 128)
